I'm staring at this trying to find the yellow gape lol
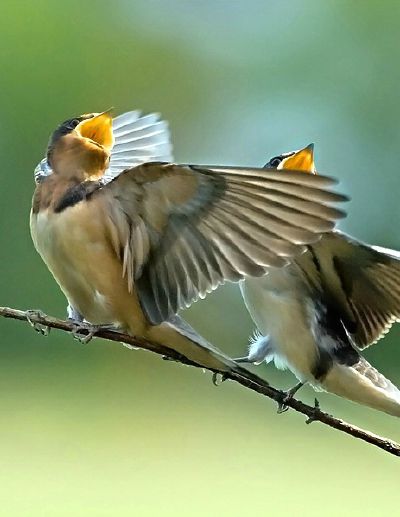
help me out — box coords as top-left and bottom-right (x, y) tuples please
(279, 143), (315, 173)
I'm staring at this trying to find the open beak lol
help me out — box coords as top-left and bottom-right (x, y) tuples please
(280, 143), (315, 173)
(76, 110), (114, 151)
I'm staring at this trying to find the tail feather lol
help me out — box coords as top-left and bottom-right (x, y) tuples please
(322, 357), (400, 417)
(146, 315), (247, 375)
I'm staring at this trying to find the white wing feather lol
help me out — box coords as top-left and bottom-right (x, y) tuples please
(104, 111), (173, 182)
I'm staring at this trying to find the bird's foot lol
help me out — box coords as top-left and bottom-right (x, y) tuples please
(233, 356), (253, 364)
(213, 355), (255, 385)
(212, 372), (228, 386)
(25, 310), (50, 336)
(162, 355), (179, 362)
(70, 322), (118, 344)
(305, 398), (321, 425)
(277, 382), (305, 414)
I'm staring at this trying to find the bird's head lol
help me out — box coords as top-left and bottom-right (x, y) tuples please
(265, 143), (315, 173)
(46, 110), (114, 181)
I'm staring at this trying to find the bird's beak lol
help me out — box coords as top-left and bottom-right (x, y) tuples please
(76, 110), (114, 151)
(280, 143), (315, 173)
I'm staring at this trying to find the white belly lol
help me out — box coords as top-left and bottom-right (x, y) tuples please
(240, 271), (319, 382)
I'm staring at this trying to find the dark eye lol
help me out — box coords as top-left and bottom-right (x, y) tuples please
(69, 118), (80, 129)
(267, 157), (282, 168)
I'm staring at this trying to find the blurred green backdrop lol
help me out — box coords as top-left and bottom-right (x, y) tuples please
(1, 1), (400, 515)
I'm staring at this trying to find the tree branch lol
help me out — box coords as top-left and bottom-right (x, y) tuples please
(1, 305), (399, 458)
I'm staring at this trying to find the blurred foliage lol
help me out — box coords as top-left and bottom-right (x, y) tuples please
(0, 1), (400, 515)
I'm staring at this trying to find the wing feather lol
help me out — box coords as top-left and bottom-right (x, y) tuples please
(104, 112), (172, 181)
(312, 231), (400, 349)
(99, 162), (347, 324)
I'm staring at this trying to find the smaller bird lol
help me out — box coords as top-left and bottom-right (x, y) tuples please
(239, 144), (400, 416)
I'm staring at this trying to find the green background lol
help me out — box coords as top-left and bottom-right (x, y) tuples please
(1, 1), (400, 515)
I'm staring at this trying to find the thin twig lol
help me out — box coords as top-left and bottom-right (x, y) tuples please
(1, 305), (399, 458)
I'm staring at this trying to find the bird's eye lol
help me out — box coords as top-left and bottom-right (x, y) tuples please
(69, 118), (80, 129)
(267, 157), (282, 168)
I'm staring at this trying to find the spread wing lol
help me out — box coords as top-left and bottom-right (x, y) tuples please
(313, 232), (400, 349)
(100, 162), (347, 324)
(33, 110), (173, 184)
(103, 111), (173, 182)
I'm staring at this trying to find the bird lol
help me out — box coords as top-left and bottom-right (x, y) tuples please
(30, 109), (347, 374)
(238, 144), (400, 416)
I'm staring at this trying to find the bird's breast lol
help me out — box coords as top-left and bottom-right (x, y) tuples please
(30, 204), (138, 327)
(240, 269), (320, 381)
